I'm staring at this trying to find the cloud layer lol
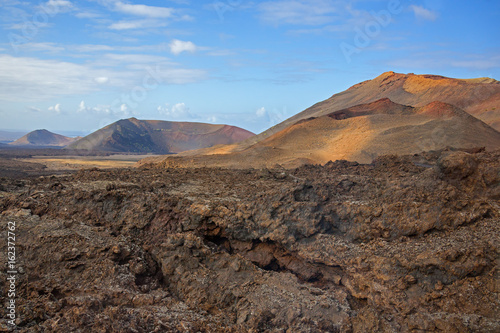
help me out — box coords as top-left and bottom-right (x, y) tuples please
(114, 1), (174, 18)
(157, 102), (197, 119)
(410, 5), (438, 21)
(0, 54), (206, 102)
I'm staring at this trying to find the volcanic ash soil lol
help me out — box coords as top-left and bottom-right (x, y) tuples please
(0, 149), (499, 332)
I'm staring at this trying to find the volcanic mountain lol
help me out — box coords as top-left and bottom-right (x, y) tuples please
(240, 99), (500, 165)
(141, 98), (500, 168)
(67, 118), (255, 154)
(248, 71), (500, 145)
(8, 129), (79, 147)
(140, 72), (500, 168)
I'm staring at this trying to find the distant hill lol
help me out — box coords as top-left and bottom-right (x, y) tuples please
(9, 129), (79, 147)
(140, 98), (500, 168)
(67, 118), (255, 153)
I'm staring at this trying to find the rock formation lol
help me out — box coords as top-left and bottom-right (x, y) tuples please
(1, 148), (498, 332)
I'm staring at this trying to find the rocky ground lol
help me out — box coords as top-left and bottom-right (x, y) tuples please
(0, 148), (499, 332)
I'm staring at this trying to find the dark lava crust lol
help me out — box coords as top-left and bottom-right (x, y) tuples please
(0, 149), (499, 332)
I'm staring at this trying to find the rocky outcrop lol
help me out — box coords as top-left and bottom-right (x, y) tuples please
(0, 148), (499, 332)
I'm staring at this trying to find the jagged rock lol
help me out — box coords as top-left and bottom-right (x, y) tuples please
(438, 151), (478, 180)
(0, 149), (498, 332)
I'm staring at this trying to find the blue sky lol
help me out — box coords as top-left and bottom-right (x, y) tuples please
(0, 0), (499, 135)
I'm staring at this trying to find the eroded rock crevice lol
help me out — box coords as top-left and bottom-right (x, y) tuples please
(0, 149), (498, 332)
(202, 231), (344, 287)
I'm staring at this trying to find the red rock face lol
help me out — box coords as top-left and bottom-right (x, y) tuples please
(417, 101), (465, 118)
(0, 148), (498, 332)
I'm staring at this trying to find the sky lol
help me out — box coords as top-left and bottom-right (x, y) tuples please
(0, 0), (499, 136)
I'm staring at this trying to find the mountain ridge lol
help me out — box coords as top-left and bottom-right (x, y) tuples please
(236, 71), (499, 148)
(67, 118), (255, 154)
(140, 97), (500, 168)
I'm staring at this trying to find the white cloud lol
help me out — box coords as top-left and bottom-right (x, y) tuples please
(94, 76), (109, 84)
(104, 1), (192, 30)
(76, 100), (133, 117)
(109, 19), (168, 30)
(45, 0), (73, 7)
(84, 104), (111, 115)
(16, 42), (65, 53)
(2, 0), (23, 5)
(94, 53), (207, 84)
(73, 44), (115, 52)
(100, 53), (173, 65)
(5, 1), (72, 31)
(75, 11), (102, 19)
(73, 44), (171, 54)
(7, 22), (51, 30)
(114, 1), (174, 18)
(169, 39), (197, 55)
(256, 107), (267, 117)
(40, 0), (75, 14)
(0, 54), (128, 102)
(258, 0), (338, 25)
(157, 102), (197, 119)
(120, 103), (128, 113)
(44, 0), (73, 9)
(77, 100), (86, 113)
(0, 54), (207, 102)
(48, 103), (62, 114)
(179, 14), (194, 22)
(256, 1), (400, 36)
(166, 0), (190, 4)
(410, 5), (438, 21)
(206, 116), (217, 123)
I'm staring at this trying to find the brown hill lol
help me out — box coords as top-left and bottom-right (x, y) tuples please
(246, 99), (500, 165)
(140, 99), (500, 168)
(9, 129), (78, 147)
(67, 117), (255, 154)
(140, 72), (500, 169)
(244, 72), (500, 147)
